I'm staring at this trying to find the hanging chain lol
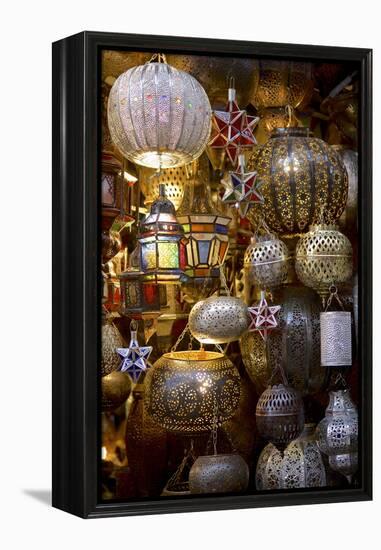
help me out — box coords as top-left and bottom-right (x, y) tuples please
(325, 285), (346, 312)
(146, 52), (167, 64)
(218, 260), (231, 296)
(171, 322), (190, 352)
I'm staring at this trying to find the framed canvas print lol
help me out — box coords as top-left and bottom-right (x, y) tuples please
(52, 31), (372, 518)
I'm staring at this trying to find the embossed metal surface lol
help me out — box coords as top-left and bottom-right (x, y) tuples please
(244, 233), (289, 290)
(189, 454), (249, 494)
(320, 311), (352, 366)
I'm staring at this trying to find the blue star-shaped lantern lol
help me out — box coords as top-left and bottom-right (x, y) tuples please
(116, 323), (153, 383)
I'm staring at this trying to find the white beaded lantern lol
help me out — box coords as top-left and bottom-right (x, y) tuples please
(108, 61), (212, 169)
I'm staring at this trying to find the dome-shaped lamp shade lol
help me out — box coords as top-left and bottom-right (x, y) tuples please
(108, 62), (212, 169)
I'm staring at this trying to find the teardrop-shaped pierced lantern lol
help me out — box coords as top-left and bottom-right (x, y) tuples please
(101, 314), (125, 377)
(295, 224), (353, 302)
(108, 61), (212, 169)
(256, 384), (304, 449)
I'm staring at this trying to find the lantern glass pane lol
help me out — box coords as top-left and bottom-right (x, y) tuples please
(157, 241), (179, 269)
(141, 242), (157, 270)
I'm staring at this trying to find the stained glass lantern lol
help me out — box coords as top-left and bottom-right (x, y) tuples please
(144, 350), (241, 434)
(101, 153), (134, 231)
(248, 128), (348, 236)
(108, 59), (212, 169)
(138, 184), (188, 284)
(176, 164), (231, 301)
(256, 424), (326, 490)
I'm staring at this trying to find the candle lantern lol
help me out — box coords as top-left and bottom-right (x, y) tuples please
(248, 128), (348, 235)
(138, 184), (188, 284)
(108, 59), (211, 169)
(177, 164), (231, 301)
(144, 350), (241, 434)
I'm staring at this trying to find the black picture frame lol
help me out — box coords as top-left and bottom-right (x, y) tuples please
(52, 31), (373, 519)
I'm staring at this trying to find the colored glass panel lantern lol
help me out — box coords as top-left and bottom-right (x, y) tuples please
(138, 184), (188, 284)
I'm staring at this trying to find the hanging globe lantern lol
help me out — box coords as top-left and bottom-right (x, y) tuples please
(333, 147), (358, 232)
(295, 224), (353, 303)
(101, 371), (131, 412)
(139, 161), (198, 212)
(189, 454), (249, 494)
(243, 231), (290, 291)
(144, 350), (241, 434)
(250, 61), (314, 110)
(256, 424), (327, 490)
(177, 161), (231, 302)
(256, 384), (304, 449)
(108, 59), (212, 169)
(138, 184), (188, 284)
(189, 296), (249, 344)
(316, 390), (358, 483)
(254, 107), (299, 145)
(101, 313), (125, 377)
(239, 330), (269, 394)
(248, 128), (348, 236)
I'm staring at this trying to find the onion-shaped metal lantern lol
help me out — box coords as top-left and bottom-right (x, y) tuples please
(251, 60), (314, 110)
(295, 224), (353, 303)
(101, 314), (125, 377)
(101, 371), (131, 412)
(189, 296), (249, 344)
(256, 384), (304, 449)
(316, 390), (358, 483)
(177, 163), (231, 301)
(244, 232), (289, 291)
(108, 60), (211, 169)
(248, 128), (348, 235)
(189, 454), (249, 494)
(256, 424), (326, 490)
(138, 184), (188, 284)
(144, 350), (241, 434)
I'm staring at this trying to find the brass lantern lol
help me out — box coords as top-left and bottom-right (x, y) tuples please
(251, 60), (314, 110)
(138, 184), (188, 284)
(248, 128), (348, 236)
(177, 164), (231, 301)
(144, 350), (241, 434)
(295, 224), (353, 303)
(101, 313), (125, 377)
(108, 60), (211, 169)
(243, 231), (289, 291)
(189, 454), (249, 494)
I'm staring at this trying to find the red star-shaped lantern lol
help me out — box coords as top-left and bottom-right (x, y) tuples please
(221, 154), (264, 218)
(209, 87), (259, 166)
(248, 291), (281, 341)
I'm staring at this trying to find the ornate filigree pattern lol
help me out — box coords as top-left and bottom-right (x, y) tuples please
(144, 351), (241, 434)
(101, 315), (125, 377)
(244, 233), (289, 290)
(189, 454), (249, 494)
(248, 128), (348, 235)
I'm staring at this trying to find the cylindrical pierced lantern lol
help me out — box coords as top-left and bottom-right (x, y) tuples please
(256, 384), (304, 449)
(138, 185), (188, 284)
(189, 454), (249, 494)
(189, 296), (249, 344)
(316, 390), (358, 483)
(320, 311), (352, 366)
(144, 350), (241, 434)
(244, 233), (289, 291)
(108, 61), (211, 169)
(295, 224), (353, 302)
(251, 61), (314, 110)
(256, 424), (326, 490)
(248, 128), (348, 235)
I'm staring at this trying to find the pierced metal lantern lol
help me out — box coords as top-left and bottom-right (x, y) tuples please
(108, 61), (211, 169)
(295, 224), (353, 302)
(256, 384), (304, 449)
(144, 350), (241, 434)
(101, 314), (125, 377)
(251, 61), (314, 110)
(267, 285), (326, 396)
(316, 390), (358, 483)
(254, 107), (298, 145)
(139, 162), (197, 212)
(177, 165), (231, 301)
(248, 128), (348, 235)
(101, 371), (131, 411)
(189, 454), (249, 494)
(244, 232), (289, 291)
(189, 296), (249, 344)
(239, 330), (269, 394)
(334, 147), (358, 232)
(138, 184), (188, 284)
(256, 424), (326, 490)
(320, 311), (352, 366)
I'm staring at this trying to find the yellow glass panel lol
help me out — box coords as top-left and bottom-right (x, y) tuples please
(158, 242), (179, 269)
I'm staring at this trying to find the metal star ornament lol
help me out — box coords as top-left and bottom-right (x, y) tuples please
(248, 291), (281, 342)
(116, 322), (152, 383)
(221, 154), (264, 218)
(209, 86), (259, 166)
